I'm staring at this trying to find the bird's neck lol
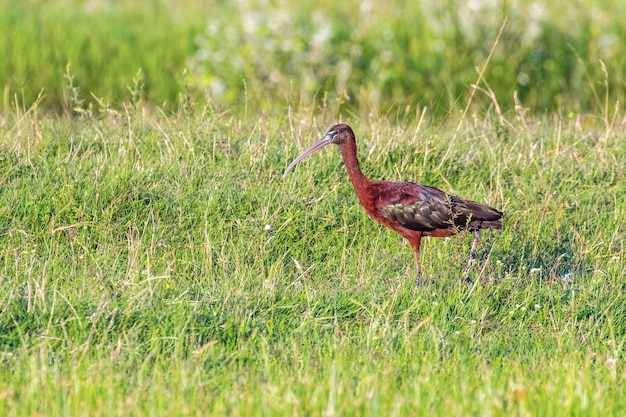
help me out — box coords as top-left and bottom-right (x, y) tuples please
(340, 139), (373, 201)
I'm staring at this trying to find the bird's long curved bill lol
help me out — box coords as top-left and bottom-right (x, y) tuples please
(282, 134), (333, 178)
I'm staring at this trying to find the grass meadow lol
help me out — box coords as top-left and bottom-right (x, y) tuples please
(2, 0), (626, 416)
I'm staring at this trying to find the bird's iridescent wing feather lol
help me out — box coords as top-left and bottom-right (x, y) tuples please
(378, 182), (502, 232)
(378, 183), (454, 231)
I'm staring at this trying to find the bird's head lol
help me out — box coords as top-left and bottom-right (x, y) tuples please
(283, 124), (354, 177)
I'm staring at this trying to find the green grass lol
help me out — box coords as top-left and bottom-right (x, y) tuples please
(0, 103), (624, 415)
(2, 0), (626, 115)
(0, 0), (208, 114)
(1, 0), (626, 415)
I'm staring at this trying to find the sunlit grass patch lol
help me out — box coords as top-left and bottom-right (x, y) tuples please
(1, 100), (625, 415)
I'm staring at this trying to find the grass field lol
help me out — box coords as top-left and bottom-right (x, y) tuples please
(1, 0), (626, 416)
(1, 105), (625, 415)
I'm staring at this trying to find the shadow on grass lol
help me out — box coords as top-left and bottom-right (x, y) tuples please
(481, 227), (586, 286)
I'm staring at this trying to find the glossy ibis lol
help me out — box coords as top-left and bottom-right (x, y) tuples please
(283, 124), (503, 286)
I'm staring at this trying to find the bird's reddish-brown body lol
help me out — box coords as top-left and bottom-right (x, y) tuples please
(283, 124), (503, 286)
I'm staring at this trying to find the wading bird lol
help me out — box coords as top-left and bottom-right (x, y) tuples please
(283, 124), (503, 286)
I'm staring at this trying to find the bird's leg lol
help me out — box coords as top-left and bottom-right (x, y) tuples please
(462, 230), (480, 283)
(410, 234), (423, 287)
(413, 249), (422, 287)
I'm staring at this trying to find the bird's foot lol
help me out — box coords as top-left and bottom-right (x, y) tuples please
(414, 272), (423, 288)
(460, 274), (474, 284)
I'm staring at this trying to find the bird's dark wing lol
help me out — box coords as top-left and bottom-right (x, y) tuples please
(378, 182), (502, 232)
(378, 183), (453, 231)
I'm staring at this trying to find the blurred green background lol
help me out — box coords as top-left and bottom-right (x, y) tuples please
(1, 0), (625, 115)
